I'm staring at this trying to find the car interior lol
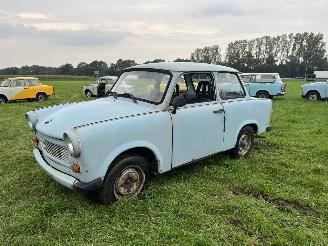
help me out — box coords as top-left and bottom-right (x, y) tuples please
(171, 73), (216, 105)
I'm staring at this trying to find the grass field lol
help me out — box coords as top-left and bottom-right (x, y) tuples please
(0, 80), (327, 245)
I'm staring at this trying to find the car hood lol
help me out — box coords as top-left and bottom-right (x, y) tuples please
(36, 98), (148, 139)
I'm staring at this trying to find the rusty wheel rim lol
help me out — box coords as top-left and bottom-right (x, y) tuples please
(114, 166), (145, 199)
(238, 132), (252, 156)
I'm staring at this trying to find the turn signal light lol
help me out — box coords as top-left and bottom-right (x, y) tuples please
(71, 163), (80, 173)
(31, 136), (39, 144)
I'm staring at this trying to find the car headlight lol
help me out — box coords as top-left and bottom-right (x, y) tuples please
(63, 130), (81, 157)
(25, 113), (38, 130)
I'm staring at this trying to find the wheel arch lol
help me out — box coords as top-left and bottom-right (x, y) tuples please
(256, 90), (270, 97)
(100, 142), (162, 180)
(306, 90), (321, 98)
(0, 94), (8, 102)
(233, 121), (259, 146)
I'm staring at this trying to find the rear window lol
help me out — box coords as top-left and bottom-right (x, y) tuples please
(26, 79), (39, 86)
(255, 74), (275, 83)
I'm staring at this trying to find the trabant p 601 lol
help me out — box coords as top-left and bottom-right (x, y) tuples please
(240, 73), (285, 99)
(301, 80), (328, 101)
(0, 77), (54, 104)
(26, 62), (272, 204)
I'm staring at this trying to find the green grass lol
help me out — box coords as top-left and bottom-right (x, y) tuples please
(0, 80), (327, 245)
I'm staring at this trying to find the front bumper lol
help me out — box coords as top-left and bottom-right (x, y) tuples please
(33, 148), (103, 193)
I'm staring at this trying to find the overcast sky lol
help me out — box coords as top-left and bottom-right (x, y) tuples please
(0, 0), (327, 68)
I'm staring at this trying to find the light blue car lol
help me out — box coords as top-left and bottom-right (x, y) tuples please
(240, 73), (286, 98)
(25, 62), (272, 204)
(301, 80), (328, 101)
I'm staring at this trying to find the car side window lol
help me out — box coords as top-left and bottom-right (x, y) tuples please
(217, 73), (245, 100)
(11, 80), (25, 87)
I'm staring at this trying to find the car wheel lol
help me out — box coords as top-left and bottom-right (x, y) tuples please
(98, 155), (149, 204)
(85, 90), (92, 97)
(307, 91), (320, 101)
(36, 93), (47, 102)
(256, 91), (270, 99)
(229, 126), (254, 158)
(0, 96), (7, 104)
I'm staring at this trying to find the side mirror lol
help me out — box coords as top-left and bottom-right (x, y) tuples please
(170, 95), (186, 114)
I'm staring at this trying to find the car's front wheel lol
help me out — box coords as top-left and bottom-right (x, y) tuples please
(98, 154), (149, 204)
(85, 90), (92, 97)
(306, 91), (320, 101)
(229, 126), (254, 158)
(36, 92), (47, 102)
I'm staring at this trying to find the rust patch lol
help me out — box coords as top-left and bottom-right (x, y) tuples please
(232, 188), (317, 216)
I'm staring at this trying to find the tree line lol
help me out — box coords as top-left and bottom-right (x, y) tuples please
(1, 32), (327, 78)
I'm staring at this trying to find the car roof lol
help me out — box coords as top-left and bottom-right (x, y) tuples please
(8, 77), (38, 80)
(130, 62), (238, 73)
(241, 73), (279, 75)
(100, 76), (118, 80)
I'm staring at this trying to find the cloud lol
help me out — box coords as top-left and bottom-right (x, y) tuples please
(17, 11), (50, 20)
(31, 22), (85, 31)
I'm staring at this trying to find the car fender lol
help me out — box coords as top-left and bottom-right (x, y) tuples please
(233, 119), (259, 143)
(98, 140), (163, 179)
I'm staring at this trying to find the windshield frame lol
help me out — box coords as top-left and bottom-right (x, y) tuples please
(110, 68), (173, 105)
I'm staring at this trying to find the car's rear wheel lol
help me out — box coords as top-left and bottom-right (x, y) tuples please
(256, 91), (270, 99)
(36, 92), (47, 102)
(229, 126), (254, 158)
(307, 91), (320, 101)
(85, 90), (92, 97)
(0, 96), (7, 104)
(98, 154), (149, 204)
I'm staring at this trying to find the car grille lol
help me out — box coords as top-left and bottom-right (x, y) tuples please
(40, 139), (71, 164)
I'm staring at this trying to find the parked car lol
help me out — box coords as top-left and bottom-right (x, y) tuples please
(301, 80), (328, 101)
(0, 77), (54, 104)
(82, 76), (118, 97)
(240, 73), (285, 98)
(26, 62), (272, 204)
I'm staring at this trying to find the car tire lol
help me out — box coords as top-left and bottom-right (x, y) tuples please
(85, 90), (92, 97)
(306, 91), (320, 101)
(36, 92), (47, 102)
(0, 96), (7, 104)
(98, 154), (150, 204)
(256, 91), (270, 99)
(229, 125), (254, 158)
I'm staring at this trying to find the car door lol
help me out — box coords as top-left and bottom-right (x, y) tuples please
(216, 72), (248, 150)
(10, 79), (27, 100)
(171, 73), (225, 168)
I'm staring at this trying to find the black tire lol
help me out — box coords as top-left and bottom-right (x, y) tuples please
(98, 154), (150, 204)
(0, 95), (7, 104)
(85, 90), (92, 97)
(256, 91), (270, 99)
(229, 126), (254, 158)
(306, 91), (320, 101)
(36, 92), (47, 102)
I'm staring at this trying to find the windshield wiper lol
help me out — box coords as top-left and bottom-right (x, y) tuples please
(112, 92), (138, 103)
(107, 91), (118, 99)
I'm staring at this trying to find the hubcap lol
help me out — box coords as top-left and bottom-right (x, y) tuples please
(38, 95), (45, 101)
(258, 93), (267, 98)
(86, 91), (92, 97)
(114, 166), (145, 199)
(309, 94), (317, 101)
(0, 99), (5, 104)
(238, 133), (252, 156)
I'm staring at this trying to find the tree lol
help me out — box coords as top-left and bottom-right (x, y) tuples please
(190, 45), (222, 64)
(59, 63), (74, 75)
(173, 58), (191, 62)
(108, 59), (138, 75)
(144, 59), (165, 64)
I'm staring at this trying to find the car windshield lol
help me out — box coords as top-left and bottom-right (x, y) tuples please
(111, 70), (171, 103)
(0, 80), (10, 87)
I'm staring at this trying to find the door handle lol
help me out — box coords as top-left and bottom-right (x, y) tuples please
(213, 108), (224, 113)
